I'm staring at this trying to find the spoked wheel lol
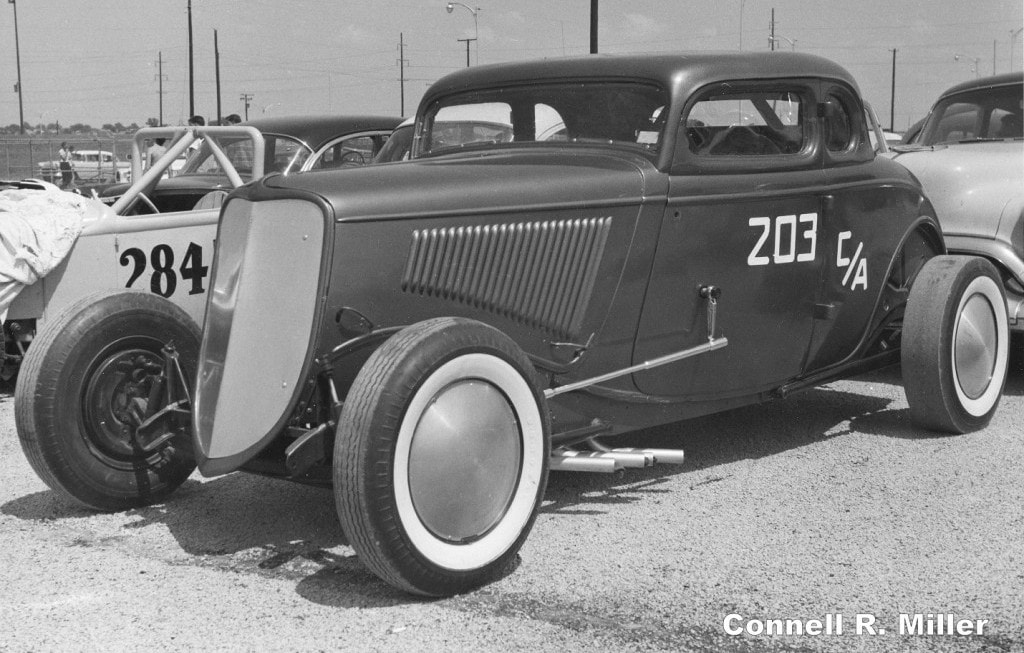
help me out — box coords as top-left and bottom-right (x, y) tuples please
(902, 256), (1010, 433)
(334, 317), (550, 596)
(15, 291), (200, 510)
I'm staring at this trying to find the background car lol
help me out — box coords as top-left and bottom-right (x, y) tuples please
(37, 149), (132, 185)
(99, 114), (401, 213)
(889, 72), (1024, 339)
(371, 116), (515, 163)
(14, 52), (1012, 599)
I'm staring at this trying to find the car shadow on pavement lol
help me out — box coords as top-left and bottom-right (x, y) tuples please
(541, 382), (899, 516)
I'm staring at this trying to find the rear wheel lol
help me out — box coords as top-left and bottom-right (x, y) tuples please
(902, 256), (1009, 433)
(334, 317), (549, 596)
(15, 291), (200, 510)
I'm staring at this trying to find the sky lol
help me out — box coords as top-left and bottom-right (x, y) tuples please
(1, 0), (1021, 133)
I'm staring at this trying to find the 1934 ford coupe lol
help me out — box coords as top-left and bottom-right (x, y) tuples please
(17, 52), (1011, 597)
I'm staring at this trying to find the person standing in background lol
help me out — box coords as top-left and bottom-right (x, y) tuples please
(57, 142), (73, 189)
(146, 138), (167, 169)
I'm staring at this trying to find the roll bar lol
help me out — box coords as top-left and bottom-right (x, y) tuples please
(111, 126), (265, 215)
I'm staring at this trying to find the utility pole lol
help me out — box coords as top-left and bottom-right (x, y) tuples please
(239, 93), (253, 121)
(215, 29), (222, 124)
(187, 0), (195, 117)
(9, 0), (25, 134)
(590, 0), (598, 53)
(1012, 28), (1023, 73)
(769, 8), (775, 51)
(397, 33), (409, 115)
(155, 51), (167, 126)
(457, 37), (476, 67)
(890, 48), (897, 132)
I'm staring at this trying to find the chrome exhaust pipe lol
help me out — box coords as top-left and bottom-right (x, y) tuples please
(611, 448), (686, 465)
(549, 450), (618, 473)
(556, 449), (653, 469)
(586, 437), (686, 466)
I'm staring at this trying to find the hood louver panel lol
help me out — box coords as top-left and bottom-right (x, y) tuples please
(402, 217), (612, 339)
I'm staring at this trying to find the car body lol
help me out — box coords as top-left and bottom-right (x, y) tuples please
(37, 149), (132, 185)
(3, 127), (266, 370)
(4, 118), (403, 373)
(99, 115), (401, 213)
(16, 52), (1012, 598)
(889, 72), (1024, 332)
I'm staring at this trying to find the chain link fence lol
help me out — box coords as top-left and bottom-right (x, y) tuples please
(1, 135), (135, 184)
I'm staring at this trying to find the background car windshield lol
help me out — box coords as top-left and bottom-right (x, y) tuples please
(919, 84), (1023, 145)
(419, 82), (667, 157)
(178, 135), (311, 178)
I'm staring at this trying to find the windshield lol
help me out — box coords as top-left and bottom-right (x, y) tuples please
(177, 134), (312, 178)
(918, 83), (1023, 145)
(418, 81), (668, 158)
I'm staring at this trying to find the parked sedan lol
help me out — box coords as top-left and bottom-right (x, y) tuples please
(100, 115), (401, 213)
(890, 72), (1024, 335)
(37, 149), (132, 185)
(14, 52), (1011, 599)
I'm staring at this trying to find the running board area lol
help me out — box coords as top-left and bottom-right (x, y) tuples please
(549, 446), (686, 473)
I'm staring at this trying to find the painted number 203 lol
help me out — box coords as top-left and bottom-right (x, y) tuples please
(119, 242), (210, 298)
(747, 213), (818, 266)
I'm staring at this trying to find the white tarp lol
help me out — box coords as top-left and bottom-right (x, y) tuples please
(0, 182), (89, 320)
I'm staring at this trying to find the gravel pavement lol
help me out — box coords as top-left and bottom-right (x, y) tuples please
(1, 360), (1021, 652)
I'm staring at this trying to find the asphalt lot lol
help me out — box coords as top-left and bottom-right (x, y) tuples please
(0, 358), (1021, 652)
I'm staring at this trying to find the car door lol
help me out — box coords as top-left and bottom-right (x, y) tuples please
(634, 80), (827, 398)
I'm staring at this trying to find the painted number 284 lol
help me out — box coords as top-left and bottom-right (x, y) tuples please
(119, 242), (210, 298)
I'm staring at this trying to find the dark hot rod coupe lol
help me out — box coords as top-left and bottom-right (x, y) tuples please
(16, 52), (1011, 597)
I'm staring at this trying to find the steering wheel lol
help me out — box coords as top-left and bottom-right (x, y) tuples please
(340, 151), (366, 165)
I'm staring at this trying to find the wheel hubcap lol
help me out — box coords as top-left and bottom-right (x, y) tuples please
(408, 379), (522, 543)
(954, 293), (998, 400)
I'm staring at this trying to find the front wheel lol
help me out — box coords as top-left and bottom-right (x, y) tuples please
(15, 291), (200, 511)
(334, 318), (550, 596)
(902, 256), (1010, 433)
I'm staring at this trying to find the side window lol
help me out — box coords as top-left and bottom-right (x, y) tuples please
(683, 89), (805, 156)
(822, 93), (855, 152)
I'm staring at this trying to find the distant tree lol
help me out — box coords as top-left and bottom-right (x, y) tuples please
(102, 123), (116, 132)
(2, 124), (19, 134)
(127, 122), (140, 132)
(46, 122), (59, 132)
(145, 117), (159, 128)
(67, 122), (92, 133)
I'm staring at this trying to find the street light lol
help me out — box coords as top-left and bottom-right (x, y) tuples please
(445, 2), (479, 65)
(954, 53), (981, 77)
(9, 0), (25, 134)
(769, 36), (797, 51)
